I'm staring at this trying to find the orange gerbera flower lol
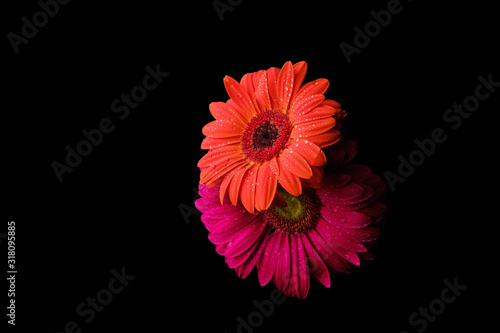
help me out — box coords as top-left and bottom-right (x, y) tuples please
(199, 61), (346, 214)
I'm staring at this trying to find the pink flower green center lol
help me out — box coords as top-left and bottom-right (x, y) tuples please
(241, 110), (291, 164)
(264, 189), (321, 234)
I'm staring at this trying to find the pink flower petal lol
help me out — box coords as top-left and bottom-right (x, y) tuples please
(257, 231), (282, 286)
(344, 227), (380, 242)
(228, 224), (272, 273)
(315, 218), (367, 253)
(320, 206), (372, 229)
(344, 165), (373, 184)
(301, 234), (331, 288)
(208, 211), (257, 244)
(273, 233), (291, 291)
(223, 215), (268, 258)
(306, 229), (351, 273)
(284, 235), (310, 299)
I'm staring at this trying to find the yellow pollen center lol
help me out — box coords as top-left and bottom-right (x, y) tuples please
(274, 190), (305, 220)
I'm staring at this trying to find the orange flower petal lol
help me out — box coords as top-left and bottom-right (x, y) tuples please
(219, 164), (245, 204)
(280, 148), (313, 179)
(201, 136), (241, 150)
(293, 117), (336, 138)
(202, 119), (245, 138)
(240, 164), (259, 214)
(198, 144), (242, 168)
(302, 105), (336, 121)
(224, 76), (258, 119)
(277, 162), (302, 196)
(255, 71), (272, 111)
(292, 138), (327, 166)
(255, 163), (278, 211)
(228, 165), (249, 206)
(292, 61), (307, 99)
(240, 72), (259, 114)
(205, 178), (223, 188)
(307, 129), (341, 148)
(290, 94), (325, 123)
(252, 70), (266, 88)
(209, 102), (247, 127)
(269, 156), (280, 176)
(266, 67), (280, 109)
(320, 98), (342, 110)
(294, 78), (330, 99)
(321, 99), (346, 121)
(202, 157), (246, 186)
(277, 61), (294, 112)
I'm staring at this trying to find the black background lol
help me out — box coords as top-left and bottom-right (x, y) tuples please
(3, 0), (497, 332)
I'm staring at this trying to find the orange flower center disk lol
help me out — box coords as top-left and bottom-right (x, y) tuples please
(241, 110), (291, 164)
(264, 189), (321, 235)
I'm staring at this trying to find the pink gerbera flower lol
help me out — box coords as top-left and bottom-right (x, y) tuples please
(198, 61), (346, 214)
(195, 140), (386, 299)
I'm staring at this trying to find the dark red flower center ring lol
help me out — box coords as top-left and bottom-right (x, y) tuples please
(264, 188), (321, 235)
(241, 109), (291, 164)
